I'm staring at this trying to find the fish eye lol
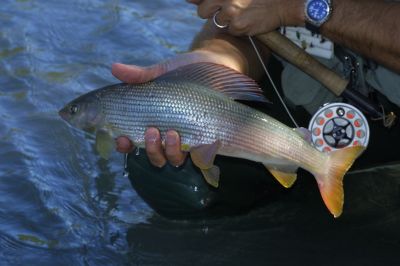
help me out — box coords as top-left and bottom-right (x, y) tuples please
(69, 104), (79, 115)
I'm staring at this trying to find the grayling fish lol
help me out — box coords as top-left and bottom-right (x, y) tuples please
(59, 63), (364, 217)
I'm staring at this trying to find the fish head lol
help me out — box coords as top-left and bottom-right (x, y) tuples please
(59, 92), (104, 132)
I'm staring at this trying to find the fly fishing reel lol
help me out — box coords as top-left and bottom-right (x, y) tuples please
(308, 103), (370, 152)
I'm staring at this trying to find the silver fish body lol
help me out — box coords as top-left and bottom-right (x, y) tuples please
(60, 63), (364, 217)
(90, 81), (320, 170)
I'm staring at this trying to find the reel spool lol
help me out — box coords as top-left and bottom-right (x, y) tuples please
(308, 103), (370, 152)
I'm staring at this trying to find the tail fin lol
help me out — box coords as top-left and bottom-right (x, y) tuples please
(315, 146), (365, 218)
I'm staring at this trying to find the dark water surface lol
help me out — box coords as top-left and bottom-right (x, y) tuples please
(1, 0), (400, 265)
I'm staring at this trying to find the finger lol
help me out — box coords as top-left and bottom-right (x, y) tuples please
(207, 8), (231, 31)
(145, 128), (167, 167)
(111, 51), (213, 84)
(220, 4), (246, 35)
(165, 130), (187, 167)
(115, 136), (135, 153)
(228, 17), (251, 36)
(197, 1), (221, 19)
(111, 63), (166, 84)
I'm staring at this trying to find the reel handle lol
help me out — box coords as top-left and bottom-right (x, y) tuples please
(256, 31), (348, 96)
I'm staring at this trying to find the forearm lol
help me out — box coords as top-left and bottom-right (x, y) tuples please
(189, 0), (400, 72)
(320, 0), (400, 72)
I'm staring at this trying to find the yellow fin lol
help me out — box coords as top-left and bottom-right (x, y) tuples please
(200, 166), (220, 188)
(266, 167), (297, 188)
(190, 141), (221, 187)
(315, 145), (365, 218)
(95, 130), (114, 159)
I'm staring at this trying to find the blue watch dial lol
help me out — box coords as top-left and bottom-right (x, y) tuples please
(307, 0), (329, 22)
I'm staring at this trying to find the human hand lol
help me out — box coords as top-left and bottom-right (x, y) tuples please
(187, 0), (305, 36)
(115, 127), (187, 168)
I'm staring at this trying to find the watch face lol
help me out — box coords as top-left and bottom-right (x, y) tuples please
(307, 0), (329, 22)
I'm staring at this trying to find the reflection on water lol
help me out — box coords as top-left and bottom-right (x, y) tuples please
(1, 0), (400, 265)
(0, 0), (200, 264)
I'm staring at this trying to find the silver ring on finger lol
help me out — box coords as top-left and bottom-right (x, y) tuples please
(213, 10), (228, 29)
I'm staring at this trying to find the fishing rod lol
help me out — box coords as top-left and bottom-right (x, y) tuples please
(254, 31), (396, 128)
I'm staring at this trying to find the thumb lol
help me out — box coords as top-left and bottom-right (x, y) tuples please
(111, 63), (166, 83)
(111, 51), (223, 84)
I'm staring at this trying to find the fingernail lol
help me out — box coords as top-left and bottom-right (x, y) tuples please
(166, 131), (177, 146)
(145, 131), (158, 144)
(145, 128), (160, 143)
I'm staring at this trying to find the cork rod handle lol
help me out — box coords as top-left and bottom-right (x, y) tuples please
(256, 31), (348, 96)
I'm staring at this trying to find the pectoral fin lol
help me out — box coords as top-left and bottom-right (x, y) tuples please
(200, 166), (220, 188)
(265, 165), (298, 188)
(95, 130), (115, 159)
(190, 140), (221, 188)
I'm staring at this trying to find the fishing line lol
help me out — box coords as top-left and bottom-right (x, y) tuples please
(123, 153), (129, 178)
(248, 36), (299, 128)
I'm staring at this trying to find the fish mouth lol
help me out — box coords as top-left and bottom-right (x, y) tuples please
(58, 108), (69, 121)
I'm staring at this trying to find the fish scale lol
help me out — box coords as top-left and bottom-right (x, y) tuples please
(103, 82), (222, 142)
(96, 80), (325, 171)
(59, 63), (364, 217)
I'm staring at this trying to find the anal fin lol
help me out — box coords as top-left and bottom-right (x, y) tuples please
(265, 166), (298, 188)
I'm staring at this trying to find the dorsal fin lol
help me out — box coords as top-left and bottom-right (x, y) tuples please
(158, 63), (270, 103)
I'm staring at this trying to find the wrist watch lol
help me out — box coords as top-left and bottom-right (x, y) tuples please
(304, 0), (332, 34)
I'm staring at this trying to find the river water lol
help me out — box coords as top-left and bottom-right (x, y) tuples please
(1, 0), (400, 265)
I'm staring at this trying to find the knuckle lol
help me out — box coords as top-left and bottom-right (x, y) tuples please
(145, 140), (159, 154)
(224, 5), (239, 17)
(144, 128), (167, 167)
(165, 145), (180, 160)
(145, 145), (159, 155)
(230, 18), (248, 32)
